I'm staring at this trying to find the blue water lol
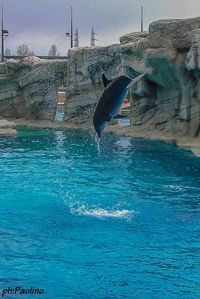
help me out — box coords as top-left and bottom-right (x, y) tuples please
(0, 128), (200, 299)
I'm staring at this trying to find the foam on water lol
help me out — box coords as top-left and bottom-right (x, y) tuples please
(68, 203), (134, 219)
(89, 127), (101, 154)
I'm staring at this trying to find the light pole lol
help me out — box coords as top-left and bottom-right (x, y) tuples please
(66, 6), (73, 48)
(141, 6), (144, 32)
(1, 5), (8, 62)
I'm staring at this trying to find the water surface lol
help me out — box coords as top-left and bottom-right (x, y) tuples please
(0, 128), (200, 298)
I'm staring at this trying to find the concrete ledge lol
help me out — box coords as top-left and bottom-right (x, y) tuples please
(0, 119), (17, 136)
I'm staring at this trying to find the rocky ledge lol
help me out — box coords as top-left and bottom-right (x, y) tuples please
(0, 119), (16, 136)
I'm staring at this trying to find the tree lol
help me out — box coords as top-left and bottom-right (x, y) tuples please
(28, 50), (36, 56)
(48, 44), (57, 56)
(5, 48), (11, 56)
(17, 44), (36, 56)
(17, 44), (29, 56)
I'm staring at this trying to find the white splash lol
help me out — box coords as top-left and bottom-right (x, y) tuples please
(69, 204), (134, 219)
(96, 137), (101, 155)
(89, 128), (101, 155)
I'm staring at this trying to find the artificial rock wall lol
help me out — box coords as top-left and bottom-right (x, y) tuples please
(0, 57), (68, 120)
(1, 17), (200, 138)
(65, 17), (200, 137)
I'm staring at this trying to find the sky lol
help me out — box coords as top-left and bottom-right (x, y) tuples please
(2, 0), (200, 55)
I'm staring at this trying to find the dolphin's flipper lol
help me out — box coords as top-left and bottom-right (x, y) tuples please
(102, 73), (113, 88)
(126, 73), (146, 90)
(105, 115), (112, 122)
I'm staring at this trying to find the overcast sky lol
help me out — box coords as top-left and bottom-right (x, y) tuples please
(2, 0), (200, 55)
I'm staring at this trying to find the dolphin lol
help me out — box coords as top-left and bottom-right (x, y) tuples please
(93, 72), (145, 138)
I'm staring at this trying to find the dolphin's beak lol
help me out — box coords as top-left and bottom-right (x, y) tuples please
(126, 73), (145, 90)
(93, 120), (105, 138)
(95, 127), (102, 138)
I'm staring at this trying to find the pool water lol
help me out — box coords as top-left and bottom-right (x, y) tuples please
(0, 128), (200, 299)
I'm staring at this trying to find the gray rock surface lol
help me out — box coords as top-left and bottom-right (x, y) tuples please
(149, 17), (200, 49)
(64, 16), (200, 138)
(0, 119), (16, 136)
(1, 17), (200, 139)
(120, 32), (148, 45)
(0, 57), (68, 120)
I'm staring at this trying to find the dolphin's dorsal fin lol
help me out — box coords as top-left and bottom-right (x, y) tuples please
(102, 73), (112, 88)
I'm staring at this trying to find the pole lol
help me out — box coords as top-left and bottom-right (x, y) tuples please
(1, 5), (4, 62)
(141, 6), (144, 32)
(70, 6), (73, 48)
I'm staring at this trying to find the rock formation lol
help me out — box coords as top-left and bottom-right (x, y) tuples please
(0, 57), (68, 120)
(0, 17), (200, 139)
(65, 17), (200, 137)
(0, 119), (16, 136)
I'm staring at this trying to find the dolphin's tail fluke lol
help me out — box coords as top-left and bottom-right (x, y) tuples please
(126, 73), (145, 90)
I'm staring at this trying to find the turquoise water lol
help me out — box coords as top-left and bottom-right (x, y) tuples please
(0, 128), (200, 299)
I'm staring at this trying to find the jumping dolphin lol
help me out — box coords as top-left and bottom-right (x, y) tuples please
(93, 72), (145, 138)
